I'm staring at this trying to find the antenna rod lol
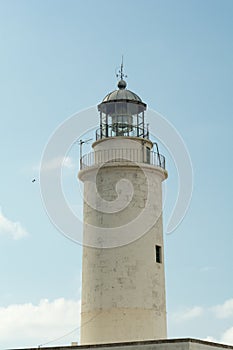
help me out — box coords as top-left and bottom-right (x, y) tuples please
(79, 138), (92, 169)
(120, 55), (124, 80)
(116, 55), (127, 81)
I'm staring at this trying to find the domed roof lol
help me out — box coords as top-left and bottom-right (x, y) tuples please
(102, 80), (143, 103)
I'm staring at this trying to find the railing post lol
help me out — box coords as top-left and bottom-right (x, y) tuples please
(100, 111), (103, 139)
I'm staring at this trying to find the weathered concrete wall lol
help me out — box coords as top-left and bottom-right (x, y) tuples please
(92, 137), (153, 165)
(78, 138), (167, 345)
(92, 137), (153, 151)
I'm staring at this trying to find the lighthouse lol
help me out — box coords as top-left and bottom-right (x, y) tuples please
(78, 66), (168, 345)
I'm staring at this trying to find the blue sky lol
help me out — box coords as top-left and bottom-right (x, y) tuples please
(0, 0), (233, 348)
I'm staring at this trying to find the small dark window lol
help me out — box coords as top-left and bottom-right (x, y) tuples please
(146, 147), (150, 164)
(155, 245), (162, 263)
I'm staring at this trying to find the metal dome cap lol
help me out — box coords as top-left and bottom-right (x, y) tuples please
(98, 79), (147, 115)
(101, 79), (144, 104)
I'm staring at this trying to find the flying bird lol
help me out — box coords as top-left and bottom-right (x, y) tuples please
(32, 179), (36, 183)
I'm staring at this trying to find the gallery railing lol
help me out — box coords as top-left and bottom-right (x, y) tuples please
(80, 148), (165, 170)
(95, 125), (149, 140)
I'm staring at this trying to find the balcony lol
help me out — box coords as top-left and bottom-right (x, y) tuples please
(80, 148), (165, 170)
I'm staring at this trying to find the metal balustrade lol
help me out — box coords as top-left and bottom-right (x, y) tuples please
(95, 125), (149, 140)
(80, 148), (165, 170)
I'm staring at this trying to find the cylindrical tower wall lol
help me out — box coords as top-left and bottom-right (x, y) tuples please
(78, 138), (167, 344)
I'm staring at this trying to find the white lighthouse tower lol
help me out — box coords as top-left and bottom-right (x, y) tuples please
(78, 67), (168, 345)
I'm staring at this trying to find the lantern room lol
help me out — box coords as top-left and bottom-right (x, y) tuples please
(96, 79), (148, 140)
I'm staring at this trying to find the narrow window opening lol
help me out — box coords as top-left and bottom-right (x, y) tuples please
(155, 245), (162, 263)
(146, 146), (150, 164)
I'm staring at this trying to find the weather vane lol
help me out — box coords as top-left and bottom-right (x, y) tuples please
(116, 55), (127, 80)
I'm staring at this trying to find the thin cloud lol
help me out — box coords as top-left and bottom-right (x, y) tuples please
(0, 298), (80, 348)
(171, 306), (204, 323)
(200, 266), (215, 273)
(21, 156), (75, 180)
(204, 336), (218, 343)
(206, 326), (233, 346)
(221, 326), (233, 345)
(0, 210), (28, 240)
(39, 156), (75, 171)
(212, 299), (233, 319)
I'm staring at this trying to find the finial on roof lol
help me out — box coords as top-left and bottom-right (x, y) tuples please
(116, 56), (127, 89)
